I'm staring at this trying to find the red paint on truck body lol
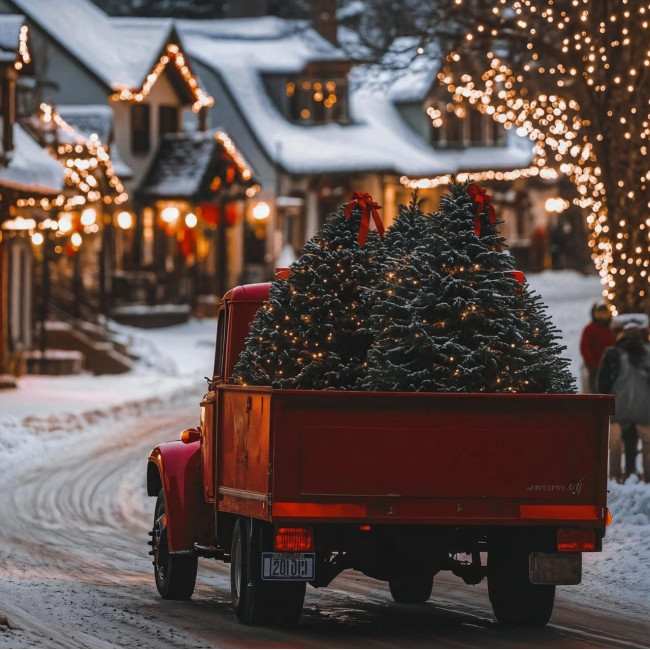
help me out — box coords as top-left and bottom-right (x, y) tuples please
(149, 281), (614, 552)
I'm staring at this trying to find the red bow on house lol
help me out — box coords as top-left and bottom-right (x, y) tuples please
(467, 184), (496, 237)
(343, 191), (384, 247)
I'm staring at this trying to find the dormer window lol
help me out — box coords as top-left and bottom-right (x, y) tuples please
(131, 103), (151, 154)
(428, 101), (506, 149)
(286, 75), (348, 124)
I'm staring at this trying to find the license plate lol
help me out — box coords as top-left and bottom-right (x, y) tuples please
(261, 552), (315, 581)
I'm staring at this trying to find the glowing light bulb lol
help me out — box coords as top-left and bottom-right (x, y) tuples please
(116, 211), (133, 230)
(252, 202), (271, 221)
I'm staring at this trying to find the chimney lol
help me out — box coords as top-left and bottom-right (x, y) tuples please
(224, 0), (267, 17)
(311, 0), (338, 46)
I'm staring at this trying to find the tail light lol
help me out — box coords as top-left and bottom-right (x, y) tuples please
(606, 508), (612, 526)
(274, 526), (313, 552)
(557, 527), (596, 552)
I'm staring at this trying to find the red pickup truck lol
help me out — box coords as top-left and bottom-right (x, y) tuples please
(147, 281), (614, 628)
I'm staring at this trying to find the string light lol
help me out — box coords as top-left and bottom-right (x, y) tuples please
(15, 24), (30, 70)
(215, 131), (254, 182)
(111, 43), (213, 113)
(400, 165), (558, 190)
(435, 0), (650, 313)
(17, 104), (128, 212)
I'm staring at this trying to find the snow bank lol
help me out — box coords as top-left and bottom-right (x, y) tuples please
(0, 318), (216, 476)
(575, 478), (650, 618)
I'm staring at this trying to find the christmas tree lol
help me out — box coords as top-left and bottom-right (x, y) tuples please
(363, 183), (575, 393)
(233, 193), (384, 389)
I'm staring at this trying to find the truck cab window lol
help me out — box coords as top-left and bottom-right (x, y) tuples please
(213, 306), (227, 379)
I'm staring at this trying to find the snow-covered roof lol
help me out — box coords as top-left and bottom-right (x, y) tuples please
(139, 130), (254, 198)
(0, 122), (64, 194)
(0, 14), (23, 63)
(6, 0), (155, 89)
(180, 19), (531, 178)
(139, 131), (217, 198)
(343, 33), (441, 104)
(55, 105), (133, 179)
(7, 0), (208, 102)
(56, 105), (113, 144)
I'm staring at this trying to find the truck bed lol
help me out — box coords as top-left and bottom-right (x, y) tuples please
(214, 386), (613, 527)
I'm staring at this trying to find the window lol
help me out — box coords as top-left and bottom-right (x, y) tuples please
(131, 104), (150, 154)
(213, 306), (228, 378)
(488, 118), (507, 147)
(429, 101), (507, 149)
(286, 77), (348, 125)
(159, 105), (179, 136)
(469, 109), (484, 146)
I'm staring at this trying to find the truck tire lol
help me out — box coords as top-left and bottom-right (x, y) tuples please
(389, 574), (433, 604)
(230, 517), (305, 626)
(488, 547), (555, 626)
(151, 491), (197, 600)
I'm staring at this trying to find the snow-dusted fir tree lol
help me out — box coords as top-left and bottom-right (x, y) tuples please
(364, 183), (575, 393)
(233, 195), (384, 389)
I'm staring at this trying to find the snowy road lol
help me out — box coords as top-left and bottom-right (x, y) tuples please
(0, 403), (647, 649)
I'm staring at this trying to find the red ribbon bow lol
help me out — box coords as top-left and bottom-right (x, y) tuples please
(343, 191), (384, 247)
(467, 184), (496, 237)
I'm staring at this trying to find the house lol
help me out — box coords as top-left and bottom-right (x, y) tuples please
(0, 0), (580, 338)
(0, 0), (257, 319)
(177, 9), (573, 273)
(0, 15), (65, 383)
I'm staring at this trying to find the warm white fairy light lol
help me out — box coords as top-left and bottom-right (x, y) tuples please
(18, 104), (129, 212)
(111, 43), (213, 113)
(15, 24), (30, 70)
(400, 165), (558, 190)
(215, 131), (254, 183)
(428, 0), (650, 313)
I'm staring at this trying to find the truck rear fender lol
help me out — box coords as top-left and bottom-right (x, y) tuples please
(147, 439), (210, 552)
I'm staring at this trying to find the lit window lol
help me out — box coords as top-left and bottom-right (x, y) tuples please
(287, 76), (348, 125)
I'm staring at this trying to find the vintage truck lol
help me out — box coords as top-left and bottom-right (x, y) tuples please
(146, 280), (614, 628)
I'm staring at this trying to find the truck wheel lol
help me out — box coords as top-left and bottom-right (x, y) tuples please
(151, 491), (197, 600)
(488, 548), (555, 626)
(231, 518), (305, 626)
(389, 573), (433, 604)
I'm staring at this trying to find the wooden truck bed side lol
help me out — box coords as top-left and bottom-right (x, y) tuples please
(214, 386), (614, 527)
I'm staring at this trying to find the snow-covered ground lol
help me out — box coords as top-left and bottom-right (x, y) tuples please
(0, 318), (216, 480)
(0, 270), (648, 628)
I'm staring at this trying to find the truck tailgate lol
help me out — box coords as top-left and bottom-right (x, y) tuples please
(268, 390), (613, 526)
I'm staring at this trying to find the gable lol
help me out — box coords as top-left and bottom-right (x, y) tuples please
(5, 0), (212, 111)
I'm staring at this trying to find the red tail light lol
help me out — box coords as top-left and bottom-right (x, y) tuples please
(557, 527), (596, 552)
(274, 526), (313, 552)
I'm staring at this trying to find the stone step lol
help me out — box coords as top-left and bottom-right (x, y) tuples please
(43, 322), (132, 375)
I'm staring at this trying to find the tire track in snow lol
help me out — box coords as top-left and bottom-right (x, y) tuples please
(0, 402), (647, 648)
